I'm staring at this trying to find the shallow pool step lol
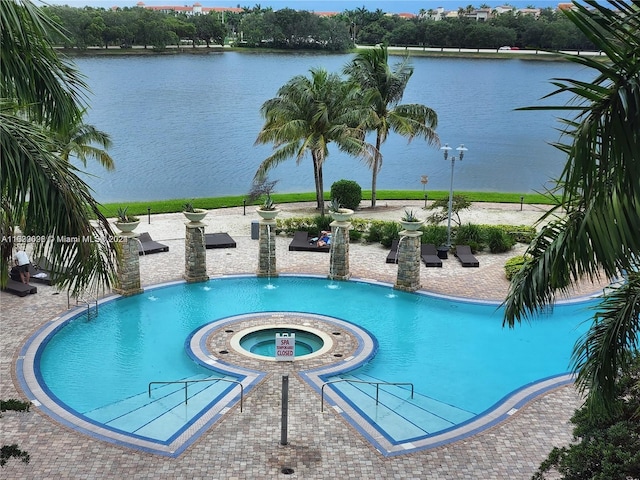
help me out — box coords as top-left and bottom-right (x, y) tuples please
(84, 375), (239, 442)
(331, 374), (475, 443)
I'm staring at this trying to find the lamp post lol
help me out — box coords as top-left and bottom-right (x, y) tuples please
(441, 143), (468, 249)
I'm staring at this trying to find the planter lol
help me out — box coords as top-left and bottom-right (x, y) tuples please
(114, 221), (140, 234)
(183, 208), (208, 223)
(330, 208), (354, 223)
(399, 220), (424, 232)
(256, 207), (281, 221)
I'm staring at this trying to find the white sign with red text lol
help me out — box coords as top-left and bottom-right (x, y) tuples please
(275, 333), (295, 361)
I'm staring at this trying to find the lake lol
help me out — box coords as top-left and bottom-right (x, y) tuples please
(75, 51), (592, 203)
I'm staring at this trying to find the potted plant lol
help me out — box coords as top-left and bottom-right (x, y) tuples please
(328, 198), (354, 222)
(182, 201), (207, 223)
(114, 207), (140, 233)
(249, 178), (281, 220)
(399, 209), (424, 231)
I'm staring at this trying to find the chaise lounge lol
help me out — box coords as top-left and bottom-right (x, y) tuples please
(421, 244), (443, 267)
(2, 277), (37, 297)
(138, 232), (169, 255)
(288, 231), (330, 252)
(455, 245), (480, 267)
(385, 240), (399, 264)
(27, 263), (54, 285)
(205, 232), (236, 249)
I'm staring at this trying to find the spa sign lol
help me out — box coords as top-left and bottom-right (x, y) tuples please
(275, 333), (295, 361)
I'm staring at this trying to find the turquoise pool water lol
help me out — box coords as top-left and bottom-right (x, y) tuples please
(31, 276), (596, 455)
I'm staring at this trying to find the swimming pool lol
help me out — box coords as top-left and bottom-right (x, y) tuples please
(18, 275), (596, 457)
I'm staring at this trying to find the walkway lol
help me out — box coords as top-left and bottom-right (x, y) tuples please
(1, 201), (603, 479)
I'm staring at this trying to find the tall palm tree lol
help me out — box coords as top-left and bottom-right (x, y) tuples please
(344, 45), (439, 208)
(503, 0), (640, 413)
(255, 67), (371, 212)
(1, 0), (117, 295)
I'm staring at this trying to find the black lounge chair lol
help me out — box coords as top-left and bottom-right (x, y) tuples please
(205, 232), (236, 249)
(421, 244), (443, 268)
(27, 263), (54, 285)
(385, 240), (399, 264)
(288, 231), (330, 252)
(455, 245), (479, 267)
(138, 232), (169, 255)
(2, 278), (37, 297)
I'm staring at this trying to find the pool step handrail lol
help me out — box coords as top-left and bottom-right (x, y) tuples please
(75, 292), (98, 320)
(320, 379), (414, 412)
(148, 378), (244, 411)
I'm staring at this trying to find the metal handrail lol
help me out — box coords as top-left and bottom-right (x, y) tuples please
(148, 378), (244, 411)
(321, 379), (414, 412)
(76, 293), (98, 319)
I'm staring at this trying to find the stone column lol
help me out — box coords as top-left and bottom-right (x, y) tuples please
(329, 220), (351, 280)
(114, 234), (143, 296)
(257, 220), (278, 277)
(184, 223), (208, 283)
(394, 231), (422, 292)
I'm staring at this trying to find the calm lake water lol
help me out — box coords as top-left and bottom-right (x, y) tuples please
(75, 52), (592, 202)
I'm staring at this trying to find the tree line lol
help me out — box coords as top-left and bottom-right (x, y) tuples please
(42, 4), (593, 52)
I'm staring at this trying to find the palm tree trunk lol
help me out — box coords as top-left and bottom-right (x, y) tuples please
(371, 133), (383, 208)
(312, 151), (324, 212)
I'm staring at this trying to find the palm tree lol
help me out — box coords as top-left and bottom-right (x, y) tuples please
(1, 0), (118, 295)
(344, 45), (440, 208)
(255, 67), (371, 213)
(57, 116), (115, 170)
(503, 0), (640, 413)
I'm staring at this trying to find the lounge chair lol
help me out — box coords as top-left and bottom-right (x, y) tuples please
(421, 244), (443, 268)
(27, 263), (54, 285)
(205, 232), (236, 249)
(138, 232), (169, 255)
(385, 240), (399, 264)
(2, 278), (37, 297)
(288, 231), (330, 252)
(455, 245), (479, 267)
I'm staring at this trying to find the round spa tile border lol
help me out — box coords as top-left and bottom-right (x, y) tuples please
(187, 312), (378, 374)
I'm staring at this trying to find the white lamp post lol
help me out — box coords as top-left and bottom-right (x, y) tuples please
(441, 143), (468, 249)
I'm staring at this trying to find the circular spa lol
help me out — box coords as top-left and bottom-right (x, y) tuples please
(231, 325), (332, 360)
(18, 275), (598, 457)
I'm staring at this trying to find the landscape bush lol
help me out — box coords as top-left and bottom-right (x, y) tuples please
(455, 223), (484, 252)
(330, 179), (362, 211)
(420, 225), (448, 247)
(486, 226), (516, 253)
(504, 255), (530, 280)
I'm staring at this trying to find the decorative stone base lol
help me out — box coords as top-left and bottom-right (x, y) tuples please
(185, 224), (208, 283)
(394, 231), (422, 292)
(114, 236), (142, 296)
(329, 220), (351, 281)
(257, 221), (278, 277)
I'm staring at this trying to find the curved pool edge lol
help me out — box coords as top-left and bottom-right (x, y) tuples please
(16, 274), (588, 458)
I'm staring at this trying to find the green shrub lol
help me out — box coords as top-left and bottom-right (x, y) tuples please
(455, 223), (484, 252)
(420, 225), (448, 247)
(504, 255), (529, 280)
(486, 226), (515, 253)
(365, 220), (387, 243)
(314, 214), (332, 234)
(494, 224), (537, 243)
(379, 222), (401, 248)
(349, 229), (363, 242)
(330, 179), (362, 211)
(0, 399), (30, 412)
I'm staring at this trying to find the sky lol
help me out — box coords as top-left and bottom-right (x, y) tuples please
(35, 1), (577, 14)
